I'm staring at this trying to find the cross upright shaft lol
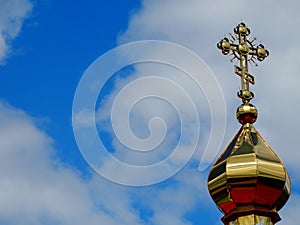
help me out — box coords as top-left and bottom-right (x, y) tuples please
(217, 22), (269, 103)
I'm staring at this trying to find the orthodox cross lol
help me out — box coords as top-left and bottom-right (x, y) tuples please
(217, 22), (269, 103)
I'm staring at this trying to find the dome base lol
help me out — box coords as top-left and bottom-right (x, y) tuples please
(224, 213), (278, 225)
(222, 208), (281, 225)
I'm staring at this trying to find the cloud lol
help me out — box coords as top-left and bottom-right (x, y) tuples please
(93, 47), (226, 172)
(100, 0), (299, 223)
(117, 0), (300, 174)
(0, 0), (33, 64)
(93, 0), (300, 184)
(0, 101), (213, 225)
(0, 102), (139, 225)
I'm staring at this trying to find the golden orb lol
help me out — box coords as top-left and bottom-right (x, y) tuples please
(222, 40), (231, 51)
(239, 25), (248, 35)
(257, 47), (267, 57)
(238, 90), (253, 101)
(238, 43), (249, 55)
(236, 103), (257, 124)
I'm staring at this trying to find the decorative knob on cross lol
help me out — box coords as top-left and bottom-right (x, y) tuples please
(217, 22), (269, 103)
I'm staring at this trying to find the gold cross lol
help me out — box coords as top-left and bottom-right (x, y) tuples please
(217, 22), (269, 103)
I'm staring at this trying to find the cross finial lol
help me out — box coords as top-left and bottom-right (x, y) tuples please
(217, 22), (269, 103)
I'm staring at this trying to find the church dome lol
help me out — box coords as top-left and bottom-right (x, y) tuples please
(207, 123), (291, 225)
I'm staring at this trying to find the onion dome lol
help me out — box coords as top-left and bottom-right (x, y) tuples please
(207, 120), (291, 225)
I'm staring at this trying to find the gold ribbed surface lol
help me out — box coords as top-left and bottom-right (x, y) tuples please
(207, 123), (291, 225)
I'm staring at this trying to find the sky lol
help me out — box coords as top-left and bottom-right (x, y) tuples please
(0, 0), (300, 225)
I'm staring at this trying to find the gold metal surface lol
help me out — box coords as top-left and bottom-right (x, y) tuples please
(207, 124), (291, 224)
(229, 214), (273, 225)
(227, 154), (257, 178)
(236, 104), (257, 119)
(217, 22), (269, 103)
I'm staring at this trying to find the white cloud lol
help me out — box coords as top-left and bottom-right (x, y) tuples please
(94, 0), (300, 183)
(117, 0), (300, 176)
(0, 0), (33, 64)
(0, 101), (212, 225)
(0, 102), (140, 225)
(102, 0), (299, 223)
(94, 48), (225, 171)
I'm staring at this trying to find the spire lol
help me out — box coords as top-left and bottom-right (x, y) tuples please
(208, 22), (291, 225)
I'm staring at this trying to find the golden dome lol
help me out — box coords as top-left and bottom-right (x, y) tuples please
(207, 123), (291, 225)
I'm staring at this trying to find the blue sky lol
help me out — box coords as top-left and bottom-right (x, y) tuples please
(0, 0), (141, 170)
(0, 1), (300, 225)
